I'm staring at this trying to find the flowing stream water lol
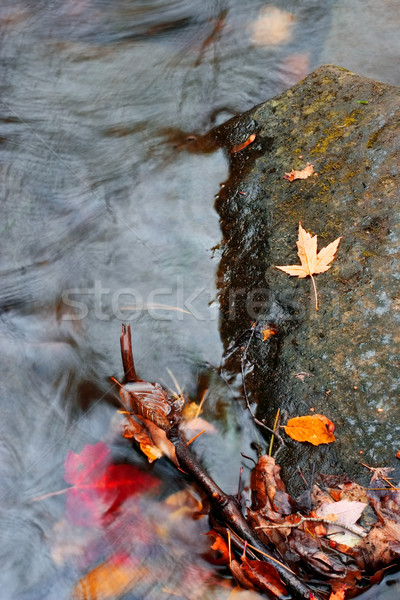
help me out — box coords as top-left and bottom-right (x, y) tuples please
(0, 1), (399, 599)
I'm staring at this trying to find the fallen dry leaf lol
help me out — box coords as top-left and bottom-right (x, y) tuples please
(121, 408), (177, 464)
(283, 162), (315, 181)
(261, 326), (278, 341)
(284, 414), (336, 445)
(276, 222), (341, 310)
(316, 500), (367, 546)
(231, 133), (256, 154)
(239, 554), (288, 598)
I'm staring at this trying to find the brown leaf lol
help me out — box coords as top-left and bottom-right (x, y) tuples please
(283, 162), (315, 181)
(289, 530), (347, 577)
(284, 414), (336, 445)
(355, 524), (395, 570)
(250, 455), (293, 515)
(122, 412), (177, 465)
(276, 222), (341, 310)
(380, 519), (400, 553)
(239, 555), (288, 598)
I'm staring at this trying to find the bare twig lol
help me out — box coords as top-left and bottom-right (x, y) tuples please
(255, 514), (367, 538)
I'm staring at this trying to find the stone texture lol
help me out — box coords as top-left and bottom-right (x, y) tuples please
(207, 65), (400, 491)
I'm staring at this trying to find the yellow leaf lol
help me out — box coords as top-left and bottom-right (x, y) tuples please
(284, 414), (336, 445)
(276, 222), (341, 310)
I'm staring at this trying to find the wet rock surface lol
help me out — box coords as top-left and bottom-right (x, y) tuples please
(209, 65), (400, 491)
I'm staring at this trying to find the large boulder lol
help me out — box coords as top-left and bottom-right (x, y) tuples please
(207, 65), (400, 490)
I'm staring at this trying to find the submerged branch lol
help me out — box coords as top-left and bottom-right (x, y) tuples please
(119, 324), (321, 600)
(167, 424), (318, 600)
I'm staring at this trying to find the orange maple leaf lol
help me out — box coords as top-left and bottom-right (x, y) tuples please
(329, 584), (346, 600)
(283, 162), (315, 181)
(261, 326), (278, 341)
(284, 414), (336, 445)
(276, 222), (341, 310)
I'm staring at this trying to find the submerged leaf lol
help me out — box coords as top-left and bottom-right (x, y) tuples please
(64, 442), (159, 526)
(73, 557), (143, 600)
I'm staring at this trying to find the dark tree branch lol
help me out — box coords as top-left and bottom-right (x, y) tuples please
(167, 425), (320, 600)
(120, 325), (321, 600)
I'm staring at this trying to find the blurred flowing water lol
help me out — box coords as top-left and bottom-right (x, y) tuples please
(0, 1), (399, 599)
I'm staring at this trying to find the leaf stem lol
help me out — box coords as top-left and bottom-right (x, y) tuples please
(310, 274), (318, 311)
(30, 486), (72, 502)
(268, 408), (280, 456)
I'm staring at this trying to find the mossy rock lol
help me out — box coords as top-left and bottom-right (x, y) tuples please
(207, 65), (400, 491)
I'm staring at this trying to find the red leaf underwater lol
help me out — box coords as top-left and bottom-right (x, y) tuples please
(64, 442), (159, 526)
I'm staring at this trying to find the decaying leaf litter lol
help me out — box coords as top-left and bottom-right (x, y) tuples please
(111, 326), (400, 600)
(37, 211), (394, 599)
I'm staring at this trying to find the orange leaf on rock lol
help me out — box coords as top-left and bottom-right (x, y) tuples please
(231, 133), (256, 154)
(284, 414), (336, 445)
(276, 222), (341, 310)
(283, 162), (315, 181)
(261, 326), (278, 341)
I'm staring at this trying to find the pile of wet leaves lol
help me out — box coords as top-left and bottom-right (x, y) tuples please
(208, 455), (400, 599)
